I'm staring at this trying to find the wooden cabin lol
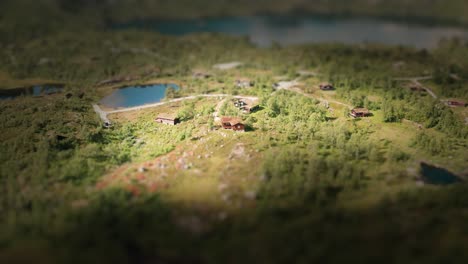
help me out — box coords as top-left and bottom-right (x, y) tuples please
(350, 108), (371, 118)
(155, 114), (180, 125)
(406, 83), (426, 93)
(319, 83), (334, 91)
(221, 117), (245, 131)
(444, 99), (466, 107)
(234, 99), (260, 113)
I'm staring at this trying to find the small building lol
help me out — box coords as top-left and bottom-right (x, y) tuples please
(235, 78), (254, 88)
(319, 83), (334, 91)
(405, 83), (426, 93)
(234, 99), (260, 113)
(350, 108), (371, 118)
(221, 117), (245, 131)
(155, 114), (180, 125)
(444, 99), (466, 107)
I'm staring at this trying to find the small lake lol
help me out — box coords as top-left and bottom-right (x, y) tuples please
(114, 16), (468, 49)
(0, 85), (64, 100)
(420, 162), (462, 186)
(100, 84), (179, 108)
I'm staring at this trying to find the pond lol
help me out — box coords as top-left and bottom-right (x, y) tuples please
(0, 85), (64, 100)
(99, 84), (180, 108)
(114, 16), (468, 49)
(420, 162), (462, 186)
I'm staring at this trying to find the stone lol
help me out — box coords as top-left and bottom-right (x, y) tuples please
(244, 191), (257, 200)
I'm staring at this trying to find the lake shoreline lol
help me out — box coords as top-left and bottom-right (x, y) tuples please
(111, 14), (468, 50)
(109, 11), (468, 31)
(99, 83), (180, 109)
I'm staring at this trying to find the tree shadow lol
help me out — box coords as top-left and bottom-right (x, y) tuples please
(3, 180), (468, 264)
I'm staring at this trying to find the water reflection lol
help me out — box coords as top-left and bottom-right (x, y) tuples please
(100, 84), (180, 108)
(0, 85), (64, 100)
(115, 16), (468, 49)
(420, 162), (462, 185)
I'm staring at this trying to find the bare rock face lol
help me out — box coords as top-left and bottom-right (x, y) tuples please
(228, 143), (246, 160)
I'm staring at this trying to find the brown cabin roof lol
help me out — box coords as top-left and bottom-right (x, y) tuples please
(236, 98), (258, 108)
(156, 113), (178, 121)
(319, 83), (334, 90)
(221, 117), (243, 126)
(352, 108), (370, 114)
(446, 99), (466, 104)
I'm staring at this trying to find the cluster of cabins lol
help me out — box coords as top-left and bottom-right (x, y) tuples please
(318, 83), (372, 118)
(155, 113), (247, 131)
(153, 81), (467, 130)
(155, 98), (259, 132)
(153, 81), (371, 130)
(404, 83), (466, 107)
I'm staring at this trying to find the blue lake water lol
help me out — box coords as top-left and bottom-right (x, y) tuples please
(0, 85), (63, 100)
(100, 84), (180, 108)
(420, 162), (461, 186)
(114, 16), (468, 49)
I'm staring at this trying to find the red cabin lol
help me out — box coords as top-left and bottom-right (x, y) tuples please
(221, 117), (245, 131)
(319, 83), (334, 91)
(445, 99), (466, 107)
(350, 108), (371, 118)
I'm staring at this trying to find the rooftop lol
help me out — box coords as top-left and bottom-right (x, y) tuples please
(221, 117), (243, 126)
(352, 108), (370, 113)
(156, 113), (178, 120)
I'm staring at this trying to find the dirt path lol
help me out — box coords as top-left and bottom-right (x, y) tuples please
(392, 76), (433, 82)
(274, 77), (352, 108)
(92, 104), (111, 124)
(406, 79), (438, 99)
(107, 94), (259, 115)
(286, 86), (352, 108)
(417, 81), (438, 99)
(213, 98), (227, 122)
(393, 76), (438, 99)
(92, 94), (260, 123)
